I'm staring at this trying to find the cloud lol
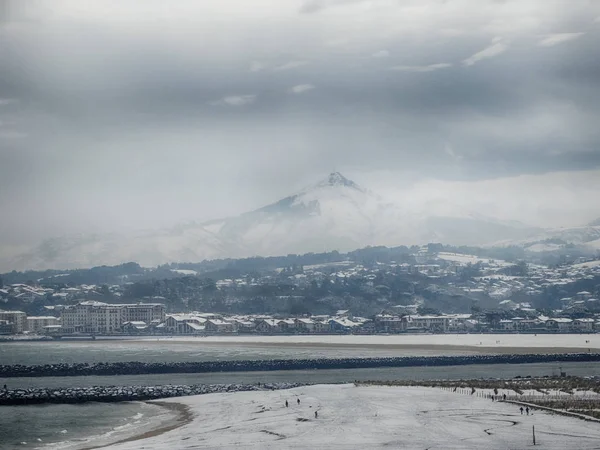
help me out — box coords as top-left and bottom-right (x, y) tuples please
(372, 50), (390, 58)
(0, 98), (19, 106)
(538, 32), (584, 47)
(274, 60), (309, 71)
(0, 130), (27, 139)
(299, 0), (367, 14)
(462, 41), (509, 66)
(289, 84), (315, 94)
(209, 95), (257, 107)
(249, 61), (265, 72)
(391, 63), (452, 73)
(444, 143), (463, 161)
(1, 0), (600, 251)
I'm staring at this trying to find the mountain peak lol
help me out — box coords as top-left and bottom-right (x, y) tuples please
(316, 172), (365, 191)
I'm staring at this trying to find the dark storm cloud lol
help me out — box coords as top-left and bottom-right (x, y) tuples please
(0, 0), (600, 247)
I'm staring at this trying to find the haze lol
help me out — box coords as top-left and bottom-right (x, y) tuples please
(1, 0), (600, 256)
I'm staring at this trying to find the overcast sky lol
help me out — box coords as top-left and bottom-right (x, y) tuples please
(1, 0), (600, 250)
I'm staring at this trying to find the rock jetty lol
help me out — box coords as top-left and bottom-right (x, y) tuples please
(0, 382), (307, 406)
(1, 353), (599, 378)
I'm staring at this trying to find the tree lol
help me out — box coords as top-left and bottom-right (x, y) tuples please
(417, 305), (441, 316)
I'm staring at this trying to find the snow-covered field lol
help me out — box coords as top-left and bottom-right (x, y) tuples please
(104, 384), (600, 449)
(572, 259), (600, 269)
(436, 252), (509, 266)
(145, 333), (600, 350)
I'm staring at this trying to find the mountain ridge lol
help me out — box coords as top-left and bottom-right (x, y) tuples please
(2, 172), (598, 271)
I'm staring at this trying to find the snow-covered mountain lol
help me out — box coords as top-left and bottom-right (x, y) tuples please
(491, 225), (600, 253)
(3, 172), (595, 271)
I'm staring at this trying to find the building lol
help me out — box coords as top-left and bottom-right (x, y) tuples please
(573, 318), (595, 332)
(0, 310), (27, 333)
(406, 315), (449, 332)
(295, 318), (316, 333)
(61, 301), (166, 334)
(26, 316), (60, 333)
(204, 319), (235, 333)
(121, 321), (148, 333)
(545, 318), (573, 332)
(374, 314), (405, 333)
(163, 314), (206, 334)
(499, 319), (517, 331)
(122, 303), (166, 324)
(0, 320), (14, 335)
(233, 319), (255, 333)
(255, 318), (282, 333)
(329, 318), (360, 333)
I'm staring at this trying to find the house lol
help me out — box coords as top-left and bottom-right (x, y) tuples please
(312, 320), (330, 334)
(575, 291), (592, 301)
(499, 319), (516, 331)
(545, 318), (573, 332)
(255, 319), (282, 333)
(233, 319), (256, 333)
(121, 321), (148, 333)
(374, 314), (405, 333)
(163, 314), (207, 334)
(204, 319), (235, 333)
(498, 299), (518, 310)
(573, 318), (595, 332)
(278, 319), (297, 333)
(42, 324), (62, 335)
(329, 318), (360, 333)
(27, 316), (60, 333)
(295, 318), (316, 333)
(182, 322), (205, 334)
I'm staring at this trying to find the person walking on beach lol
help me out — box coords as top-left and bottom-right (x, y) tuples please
(315, 411), (318, 419)
(526, 407), (530, 416)
(503, 394), (506, 401)
(297, 398), (300, 405)
(285, 400), (289, 408)
(520, 407), (524, 415)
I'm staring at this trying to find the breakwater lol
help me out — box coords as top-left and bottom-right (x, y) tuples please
(0, 382), (307, 406)
(1, 353), (600, 378)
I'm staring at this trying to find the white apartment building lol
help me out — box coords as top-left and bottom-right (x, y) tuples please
(26, 316), (60, 333)
(122, 303), (166, 324)
(0, 310), (27, 333)
(61, 301), (165, 334)
(406, 315), (450, 332)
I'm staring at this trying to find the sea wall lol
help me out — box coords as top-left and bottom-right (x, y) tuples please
(1, 353), (599, 378)
(0, 382), (307, 406)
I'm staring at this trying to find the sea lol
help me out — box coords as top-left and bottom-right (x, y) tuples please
(1, 337), (599, 448)
(0, 401), (172, 450)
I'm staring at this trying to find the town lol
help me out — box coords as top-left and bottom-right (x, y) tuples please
(1, 245), (599, 337)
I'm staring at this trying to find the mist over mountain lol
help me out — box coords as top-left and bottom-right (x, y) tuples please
(4, 172), (598, 272)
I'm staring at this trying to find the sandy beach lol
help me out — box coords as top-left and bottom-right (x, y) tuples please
(131, 333), (600, 355)
(94, 384), (600, 449)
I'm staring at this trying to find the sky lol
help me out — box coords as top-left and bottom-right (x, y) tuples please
(1, 0), (600, 252)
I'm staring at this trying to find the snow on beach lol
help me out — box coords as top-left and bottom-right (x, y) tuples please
(143, 333), (600, 350)
(103, 384), (600, 449)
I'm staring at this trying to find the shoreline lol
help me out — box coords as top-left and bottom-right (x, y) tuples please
(80, 401), (193, 450)
(129, 341), (596, 355)
(81, 383), (600, 449)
